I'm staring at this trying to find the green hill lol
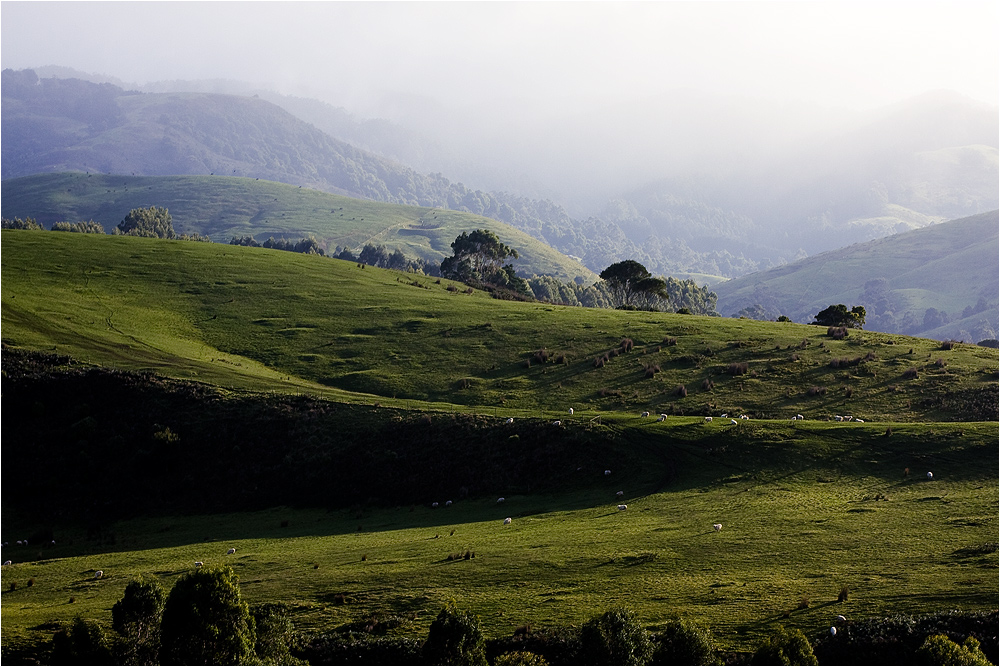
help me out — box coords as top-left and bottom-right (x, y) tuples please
(0, 172), (597, 283)
(714, 211), (999, 342)
(3, 230), (996, 422)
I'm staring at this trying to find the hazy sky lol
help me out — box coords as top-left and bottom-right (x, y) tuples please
(2, 1), (998, 118)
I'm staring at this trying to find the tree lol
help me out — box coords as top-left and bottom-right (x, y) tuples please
(112, 577), (165, 665)
(159, 566), (255, 665)
(650, 619), (718, 665)
(1, 216), (44, 230)
(811, 304), (866, 329)
(751, 626), (818, 666)
(599, 260), (668, 310)
(440, 229), (519, 285)
(915, 634), (992, 666)
(50, 617), (115, 666)
(251, 603), (301, 665)
(116, 206), (175, 239)
(422, 600), (487, 665)
(579, 607), (653, 666)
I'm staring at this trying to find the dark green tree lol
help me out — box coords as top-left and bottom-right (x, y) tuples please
(915, 634), (992, 666)
(112, 577), (166, 665)
(422, 600), (488, 665)
(650, 619), (719, 665)
(599, 260), (668, 310)
(440, 229), (519, 285)
(811, 304), (866, 329)
(579, 607), (653, 666)
(116, 206), (175, 239)
(251, 603), (301, 665)
(750, 626), (818, 666)
(159, 566), (255, 665)
(50, 617), (115, 666)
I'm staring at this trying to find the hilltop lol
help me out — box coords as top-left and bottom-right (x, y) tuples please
(714, 211), (999, 342)
(0, 173), (596, 283)
(3, 230), (996, 422)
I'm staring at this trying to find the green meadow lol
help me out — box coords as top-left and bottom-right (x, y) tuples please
(1, 230), (997, 658)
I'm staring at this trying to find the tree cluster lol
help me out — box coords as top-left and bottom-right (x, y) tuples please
(812, 304), (867, 329)
(114, 206), (175, 239)
(440, 229), (530, 297)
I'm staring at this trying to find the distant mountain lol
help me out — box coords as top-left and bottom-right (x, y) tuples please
(713, 211), (999, 342)
(0, 173), (597, 283)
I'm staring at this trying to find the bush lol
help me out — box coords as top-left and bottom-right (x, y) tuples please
(487, 626), (582, 666)
(252, 602), (300, 665)
(916, 634), (993, 665)
(111, 577), (165, 665)
(422, 601), (487, 665)
(159, 566), (255, 665)
(807, 386), (827, 396)
(620, 338), (634, 353)
(494, 650), (551, 665)
(297, 632), (423, 665)
(650, 619), (718, 665)
(751, 626), (817, 665)
(50, 617), (115, 666)
(116, 206), (175, 239)
(726, 362), (749, 376)
(51, 220), (105, 233)
(903, 367), (919, 380)
(675, 385), (688, 397)
(701, 378), (714, 391)
(579, 607), (653, 666)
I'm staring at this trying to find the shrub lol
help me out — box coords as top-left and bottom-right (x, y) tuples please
(116, 206), (175, 239)
(487, 626), (582, 666)
(159, 566), (255, 666)
(935, 358), (947, 367)
(252, 602), (299, 665)
(916, 634), (992, 665)
(941, 340), (957, 350)
(807, 386), (827, 396)
(828, 326), (849, 340)
(902, 367), (919, 380)
(112, 577), (165, 665)
(663, 337), (678, 346)
(51, 220), (105, 234)
(422, 601), (487, 665)
(1, 216), (44, 230)
(726, 362), (749, 376)
(51, 617), (115, 666)
(494, 650), (551, 665)
(675, 385), (688, 397)
(620, 338), (634, 352)
(838, 585), (850, 602)
(298, 632), (423, 666)
(534, 349), (549, 364)
(579, 607), (653, 666)
(594, 356), (606, 368)
(645, 365), (661, 378)
(751, 626), (817, 665)
(844, 386), (854, 398)
(650, 619), (718, 665)
(701, 378), (715, 391)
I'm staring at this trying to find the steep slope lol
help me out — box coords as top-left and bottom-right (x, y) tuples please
(713, 211), (999, 342)
(0, 173), (597, 283)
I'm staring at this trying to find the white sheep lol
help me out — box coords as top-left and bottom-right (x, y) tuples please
(503, 517), (512, 525)
(2, 560), (11, 566)
(616, 491), (624, 498)
(855, 419), (865, 423)
(604, 469), (612, 476)
(505, 417), (514, 424)
(834, 415), (843, 421)
(552, 420), (561, 426)
(568, 408), (574, 415)
(721, 413), (728, 418)
(830, 627), (837, 636)
(927, 471), (933, 480)
(713, 523), (723, 532)
(641, 411), (650, 418)
(227, 548), (236, 555)
(657, 414), (667, 422)
(730, 419), (738, 425)
(835, 615), (846, 622)
(94, 570), (104, 579)
(16, 541), (22, 546)
(445, 500), (453, 506)
(797, 414), (804, 420)
(497, 497), (505, 503)
(431, 502), (439, 508)
(705, 416), (713, 422)
(740, 414), (748, 420)
(194, 561), (203, 568)
(844, 415), (853, 421)
(617, 504), (628, 511)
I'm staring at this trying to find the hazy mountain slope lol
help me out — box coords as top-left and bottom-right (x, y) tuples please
(713, 211), (999, 341)
(0, 173), (597, 283)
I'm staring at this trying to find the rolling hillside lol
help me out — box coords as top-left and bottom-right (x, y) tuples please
(3, 230), (996, 422)
(0, 173), (597, 283)
(714, 211), (999, 342)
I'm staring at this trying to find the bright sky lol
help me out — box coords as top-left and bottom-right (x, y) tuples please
(1, 1), (997, 115)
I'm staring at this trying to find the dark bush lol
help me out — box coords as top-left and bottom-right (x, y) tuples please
(940, 340), (957, 350)
(902, 367), (919, 380)
(726, 362), (749, 376)
(487, 626), (582, 666)
(751, 626), (817, 665)
(620, 338), (634, 352)
(579, 607), (652, 666)
(51, 617), (115, 666)
(701, 378), (714, 391)
(663, 337), (678, 346)
(808, 386), (827, 396)
(828, 326), (849, 340)
(675, 385), (688, 397)
(650, 619), (718, 665)
(423, 601), (487, 665)
(297, 632), (423, 666)
(645, 365), (661, 379)
(534, 349), (549, 364)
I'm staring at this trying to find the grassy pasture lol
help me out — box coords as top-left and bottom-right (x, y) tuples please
(2, 230), (997, 421)
(1, 418), (996, 654)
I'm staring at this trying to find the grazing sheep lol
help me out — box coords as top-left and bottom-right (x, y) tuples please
(497, 497), (505, 503)
(2, 560), (11, 566)
(830, 627), (837, 636)
(617, 504), (628, 511)
(705, 416), (713, 422)
(835, 615), (846, 622)
(641, 411), (650, 418)
(855, 419), (864, 423)
(445, 500), (453, 506)
(16, 541), (22, 546)
(227, 548), (236, 555)
(730, 419), (738, 425)
(926, 471), (933, 480)
(740, 414), (748, 420)
(834, 415), (843, 421)
(797, 414), (804, 420)
(713, 523), (723, 532)
(616, 491), (624, 498)
(568, 408), (574, 415)
(194, 561), (203, 568)
(503, 517), (512, 525)
(94, 571), (103, 579)
(604, 469), (612, 476)
(657, 414), (667, 422)
(431, 502), (439, 508)
(505, 417), (514, 424)
(721, 413), (728, 418)
(844, 415), (853, 421)
(552, 420), (561, 426)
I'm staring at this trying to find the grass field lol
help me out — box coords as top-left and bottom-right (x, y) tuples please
(1, 230), (996, 659)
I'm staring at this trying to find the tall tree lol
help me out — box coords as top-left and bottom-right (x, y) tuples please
(116, 206), (174, 239)
(112, 577), (166, 665)
(440, 229), (519, 284)
(599, 260), (668, 310)
(812, 304), (866, 329)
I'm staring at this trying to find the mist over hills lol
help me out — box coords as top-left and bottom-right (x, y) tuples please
(6, 67), (996, 285)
